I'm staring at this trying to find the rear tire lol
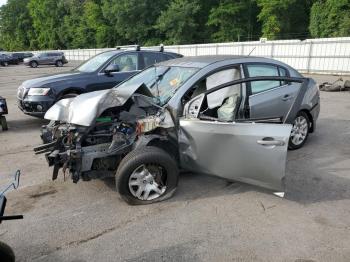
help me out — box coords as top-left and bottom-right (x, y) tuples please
(55, 60), (63, 67)
(30, 61), (38, 68)
(288, 111), (310, 150)
(116, 146), (179, 205)
(3, 61), (9, 67)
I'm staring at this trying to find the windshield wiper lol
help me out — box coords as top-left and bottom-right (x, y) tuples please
(146, 66), (170, 104)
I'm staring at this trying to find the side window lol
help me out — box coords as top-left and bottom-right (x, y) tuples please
(185, 67), (242, 122)
(247, 64), (280, 94)
(110, 54), (138, 72)
(143, 52), (166, 68)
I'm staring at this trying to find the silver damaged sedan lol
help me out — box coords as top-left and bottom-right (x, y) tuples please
(35, 56), (320, 204)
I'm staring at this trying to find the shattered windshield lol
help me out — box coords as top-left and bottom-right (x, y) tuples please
(116, 65), (199, 106)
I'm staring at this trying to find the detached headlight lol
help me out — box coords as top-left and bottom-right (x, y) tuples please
(28, 88), (50, 96)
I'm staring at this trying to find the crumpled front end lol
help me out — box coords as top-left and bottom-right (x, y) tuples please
(35, 121), (136, 182)
(34, 93), (175, 183)
(44, 83), (149, 126)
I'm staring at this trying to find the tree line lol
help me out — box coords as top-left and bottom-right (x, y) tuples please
(0, 0), (349, 51)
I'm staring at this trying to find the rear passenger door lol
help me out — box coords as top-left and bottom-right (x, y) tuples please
(245, 64), (301, 121)
(39, 53), (50, 65)
(48, 53), (58, 64)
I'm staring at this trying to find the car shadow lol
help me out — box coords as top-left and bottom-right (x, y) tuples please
(5, 117), (48, 132)
(101, 117), (350, 205)
(102, 159), (350, 207)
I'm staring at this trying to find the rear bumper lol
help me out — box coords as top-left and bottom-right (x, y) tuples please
(17, 95), (55, 118)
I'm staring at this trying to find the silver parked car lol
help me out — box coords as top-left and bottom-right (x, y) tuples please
(35, 56), (320, 205)
(24, 52), (68, 68)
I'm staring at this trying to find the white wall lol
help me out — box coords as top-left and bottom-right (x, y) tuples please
(34, 37), (350, 75)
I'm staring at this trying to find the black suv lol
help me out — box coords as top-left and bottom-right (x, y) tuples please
(0, 54), (11, 66)
(11, 52), (34, 62)
(23, 52), (68, 68)
(17, 46), (182, 117)
(6, 54), (21, 65)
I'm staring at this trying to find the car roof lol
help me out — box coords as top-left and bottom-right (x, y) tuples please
(158, 55), (286, 68)
(99, 49), (180, 57)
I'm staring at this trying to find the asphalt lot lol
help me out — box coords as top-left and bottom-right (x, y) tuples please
(0, 63), (350, 262)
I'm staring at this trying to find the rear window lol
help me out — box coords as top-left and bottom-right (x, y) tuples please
(143, 52), (168, 68)
(247, 64), (289, 95)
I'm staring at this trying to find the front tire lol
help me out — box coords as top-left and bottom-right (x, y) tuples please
(30, 61), (38, 68)
(116, 146), (179, 205)
(288, 111), (310, 150)
(55, 60), (63, 67)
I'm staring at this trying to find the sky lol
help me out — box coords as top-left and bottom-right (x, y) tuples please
(0, 0), (7, 7)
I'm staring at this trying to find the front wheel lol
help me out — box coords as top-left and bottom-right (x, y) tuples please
(55, 60), (63, 67)
(30, 61), (38, 68)
(116, 146), (179, 205)
(288, 111), (310, 150)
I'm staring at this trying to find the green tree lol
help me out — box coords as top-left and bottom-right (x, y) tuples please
(257, 0), (313, 40)
(84, 0), (110, 47)
(28, 0), (66, 49)
(207, 0), (261, 42)
(310, 0), (350, 38)
(101, 0), (167, 46)
(155, 0), (202, 44)
(59, 0), (91, 49)
(0, 0), (34, 50)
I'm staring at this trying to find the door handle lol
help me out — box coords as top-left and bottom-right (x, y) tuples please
(282, 94), (294, 101)
(257, 139), (285, 146)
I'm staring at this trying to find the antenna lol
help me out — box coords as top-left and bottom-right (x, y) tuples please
(248, 47), (256, 56)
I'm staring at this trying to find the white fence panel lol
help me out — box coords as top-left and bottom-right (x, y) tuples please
(32, 37), (350, 75)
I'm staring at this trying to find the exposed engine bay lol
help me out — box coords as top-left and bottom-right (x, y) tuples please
(34, 89), (176, 184)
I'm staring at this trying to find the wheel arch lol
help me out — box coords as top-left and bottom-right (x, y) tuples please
(58, 87), (84, 98)
(299, 108), (314, 133)
(135, 135), (179, 162)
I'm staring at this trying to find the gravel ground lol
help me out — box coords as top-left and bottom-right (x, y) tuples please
(0, 63), (349, 262)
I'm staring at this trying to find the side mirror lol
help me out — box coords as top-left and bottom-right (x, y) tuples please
(105, 64), (120, 74)
(183, 94), (205, 119)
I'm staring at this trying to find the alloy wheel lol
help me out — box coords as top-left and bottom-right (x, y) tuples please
(290, 116), (309, 146)
(128, 164), (166, 201)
